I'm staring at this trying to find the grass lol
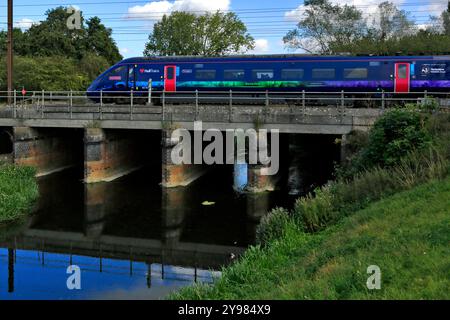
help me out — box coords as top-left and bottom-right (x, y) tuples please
(0, 164), (39, 224)
(171, 176), (450, 300)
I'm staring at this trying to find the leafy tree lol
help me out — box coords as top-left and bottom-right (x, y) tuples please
(0, 7), (122, 64)
(84, 17), (121, 64)
(144, 11), (255, 56)
(0, 56), (90, 91)
(283, 0), (367, 54)
(369, 1), (414, 42)
(443, 2), (450, 36)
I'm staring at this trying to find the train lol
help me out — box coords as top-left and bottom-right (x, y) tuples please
(86, 54), (450, 101)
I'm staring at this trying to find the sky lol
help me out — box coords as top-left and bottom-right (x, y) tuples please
(1, 0), (449, 59)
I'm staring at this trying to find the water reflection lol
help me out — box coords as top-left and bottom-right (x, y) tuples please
(0, 166), (288, 299)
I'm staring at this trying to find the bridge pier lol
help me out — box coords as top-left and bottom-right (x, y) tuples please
(161, 129), (206, 188)
(84, 128), (144, 183)
(12, 127), (79, 176)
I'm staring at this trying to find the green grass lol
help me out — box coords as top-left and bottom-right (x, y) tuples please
(171, 177), (450, 300)
(0, 164), (39, 224)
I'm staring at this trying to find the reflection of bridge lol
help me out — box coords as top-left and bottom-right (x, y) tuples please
(0, 228), (244, 270)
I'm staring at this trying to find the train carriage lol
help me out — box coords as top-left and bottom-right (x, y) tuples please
(87, 54), (450, 102)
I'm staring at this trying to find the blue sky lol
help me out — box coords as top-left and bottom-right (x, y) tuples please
(1, 0), (449, 59)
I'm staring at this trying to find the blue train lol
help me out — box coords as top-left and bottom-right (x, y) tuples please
(87, 54), (450, 99)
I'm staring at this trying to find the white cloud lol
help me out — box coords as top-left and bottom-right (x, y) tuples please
(120, 47), (131, 54)
(14, 18), (36, 30)
(126, 0), (230, 21)
(250, 39), (270, 54)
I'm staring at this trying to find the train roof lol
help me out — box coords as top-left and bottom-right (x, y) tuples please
(120, 54), (450, 64)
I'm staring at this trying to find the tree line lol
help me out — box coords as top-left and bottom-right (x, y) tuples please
(0, 7), (121, 91)
(0, 2), (449, 91)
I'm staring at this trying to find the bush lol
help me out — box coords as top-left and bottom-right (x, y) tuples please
(256, 207), (291, 246)
(363, 109), (431, 167)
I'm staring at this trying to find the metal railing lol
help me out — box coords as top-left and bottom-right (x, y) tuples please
(0, 89), (449, 122)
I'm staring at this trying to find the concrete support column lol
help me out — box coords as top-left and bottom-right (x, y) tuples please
(84, 128), (142, 183)
(246, 131), (278, 193)
(13, 127), (76, 176)
(161, 129), (205, 188)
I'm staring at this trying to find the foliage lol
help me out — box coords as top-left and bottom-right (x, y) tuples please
(0, 165), (39, 224)
(360, 109), (431, 168)
(284, 0), (450, 55)
(0, 56), (92, 91)
(0, 7), (121, 64)
(144, 11), (255, 56)
(283, 0), (366, 54)
(256, 207), (292, 246)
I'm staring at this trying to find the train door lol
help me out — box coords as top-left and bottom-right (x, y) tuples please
(394, 63), (410, 93)
(164, 65), (177, 92)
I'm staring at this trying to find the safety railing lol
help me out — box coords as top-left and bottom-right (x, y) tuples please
(0, 90), (449, 122)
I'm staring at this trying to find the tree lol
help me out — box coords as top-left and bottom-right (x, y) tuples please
(442, 2), (450, 35)
(283, 0), (367, 54)
(84, 17), (122, 64)
(0, 6), (122, 64)
(368, 1), (414, 42)
(144, 11), (255, 56)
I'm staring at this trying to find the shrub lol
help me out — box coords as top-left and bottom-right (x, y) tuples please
(256, 207), (291, 246)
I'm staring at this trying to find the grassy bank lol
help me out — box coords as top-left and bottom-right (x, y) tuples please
(171, 110), (450, 300)
(172, 176), (450, 299)
(0, 165), (39, 224)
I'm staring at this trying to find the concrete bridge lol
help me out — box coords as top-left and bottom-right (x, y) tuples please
(0, 90), (446, 190)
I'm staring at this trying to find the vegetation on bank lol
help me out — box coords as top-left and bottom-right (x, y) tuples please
(0, 165), (38, 224)
(171, 108), (450, 300)
(172, 177), (450, 299)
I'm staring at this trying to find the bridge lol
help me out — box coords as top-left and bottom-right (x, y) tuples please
(0, 90), (448, 191)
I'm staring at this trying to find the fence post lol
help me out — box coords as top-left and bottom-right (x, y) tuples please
(147, 79), (152, 105)
(229, 90), (233, 123)
(130, 89), (134, 120)
(13, 89), (16, 118)
(302, 90), (306, 117)
(41, 90), (45, 119)
(70, 89), (73, 119)
(265, 90), (269, 107)
(195, 89), (199, 121)
(162, 90), (166, 121)
(100, 90), (103, 120)
(381, 90), (385, 110)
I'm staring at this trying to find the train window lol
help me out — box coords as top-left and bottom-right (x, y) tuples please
(196, 70), (216, 80)
(224, 69), (245, 80)
(281, 69), (304, 80)
(167, 67), (175, 80)
(106, 66), (127, 81)
(398, 65), (407, 79)
(253, 70), (274, 80)
(312, 68), (335, 79)
(344, 68), (368, 79)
